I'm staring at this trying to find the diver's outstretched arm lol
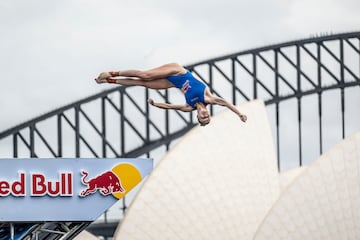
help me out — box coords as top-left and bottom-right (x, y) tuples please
(147, 98), (194, 112)
(208, 96), (247, 122)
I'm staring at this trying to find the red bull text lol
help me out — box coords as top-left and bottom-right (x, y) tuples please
(0, 172), (73, 197)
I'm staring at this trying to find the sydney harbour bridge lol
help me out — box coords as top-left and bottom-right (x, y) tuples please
(0, 31), (359, 239)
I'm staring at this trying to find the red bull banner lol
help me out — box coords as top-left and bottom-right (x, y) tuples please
(0, 158), (153, 221)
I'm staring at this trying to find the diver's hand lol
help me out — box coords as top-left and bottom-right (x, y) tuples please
(239, 114), (247, 123)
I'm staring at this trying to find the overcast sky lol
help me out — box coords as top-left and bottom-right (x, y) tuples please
(0, 0), (359, 131)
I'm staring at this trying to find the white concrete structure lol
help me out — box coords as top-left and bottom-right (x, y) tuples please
(279, 166), (307, 191)
(113, 99), (360, 239)
(114, 100), (280, 239)
(254, 131), (360, 240)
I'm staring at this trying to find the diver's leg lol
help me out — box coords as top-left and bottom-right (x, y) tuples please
(96, 63), (186, 81)
(100, 77), (174, 90)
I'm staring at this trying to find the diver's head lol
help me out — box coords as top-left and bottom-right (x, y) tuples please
(196, 103), (210, 126)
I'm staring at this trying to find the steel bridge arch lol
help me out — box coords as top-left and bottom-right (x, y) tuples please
(0, 32), (360, 165)
(0, 31), (360, 239)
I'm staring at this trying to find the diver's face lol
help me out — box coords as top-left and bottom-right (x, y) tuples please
(197, 108), (210, 126)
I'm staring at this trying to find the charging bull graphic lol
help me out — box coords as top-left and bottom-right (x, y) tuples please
(79, 170), (125, 197)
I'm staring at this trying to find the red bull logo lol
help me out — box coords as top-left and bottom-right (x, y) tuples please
(79, 163), (143, 199)
(79, 170), (125, 197)
(0, 158), (152, 222)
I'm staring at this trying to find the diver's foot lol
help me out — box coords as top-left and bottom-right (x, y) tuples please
(94, 78), (108, 84)
(95, 72), (112, 82)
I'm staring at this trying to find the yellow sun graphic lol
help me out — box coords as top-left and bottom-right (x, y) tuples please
(111, 163), (142, 199)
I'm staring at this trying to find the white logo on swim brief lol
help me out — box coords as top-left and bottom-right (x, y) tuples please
(181, 80), (191, 94)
